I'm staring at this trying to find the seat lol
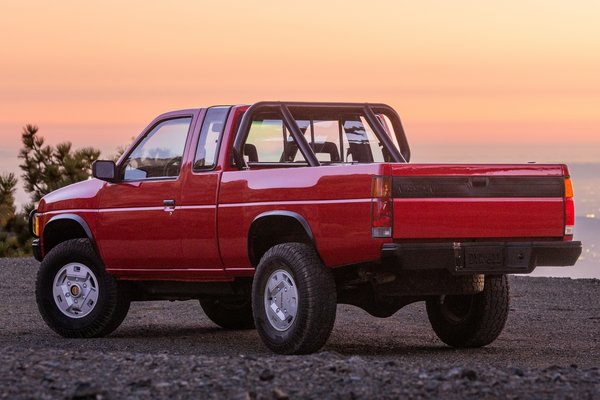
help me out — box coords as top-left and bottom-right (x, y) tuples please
(244, 144), (259, 162)
(314, 141), (340, 162)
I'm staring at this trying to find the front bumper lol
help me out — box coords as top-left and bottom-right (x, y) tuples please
(32, 239), (43, 262)
(381, 240), (582, 275)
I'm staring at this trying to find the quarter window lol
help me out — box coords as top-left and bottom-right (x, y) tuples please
(122, 117), (191, 180)
(194, 107), (229, 170)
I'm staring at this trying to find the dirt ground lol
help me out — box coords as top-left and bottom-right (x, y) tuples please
(1, 257), (599, 399)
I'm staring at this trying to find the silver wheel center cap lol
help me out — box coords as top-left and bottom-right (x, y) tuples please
(264, 269), (299, 332)
(52, 263), (99, 319)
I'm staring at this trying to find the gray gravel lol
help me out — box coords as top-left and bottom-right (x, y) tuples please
(1, 257), (599, 399)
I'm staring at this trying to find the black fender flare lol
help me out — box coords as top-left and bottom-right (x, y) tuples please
(247, 210), (316, 264)
(44, 213), (96, 251)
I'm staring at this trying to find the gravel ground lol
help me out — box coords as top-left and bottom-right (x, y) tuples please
(1, 257), (599, 399)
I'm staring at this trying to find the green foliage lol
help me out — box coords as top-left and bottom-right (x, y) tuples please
(1, 124), (102, 257)
(0, 173), (30, 257)
(0, 173), (17, 228)
(18, 124), (101, 202)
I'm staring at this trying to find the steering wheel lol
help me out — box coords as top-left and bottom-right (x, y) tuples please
(162, 156), (182, 177)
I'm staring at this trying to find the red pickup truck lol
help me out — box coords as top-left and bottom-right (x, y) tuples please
(30, 102), (581, 354)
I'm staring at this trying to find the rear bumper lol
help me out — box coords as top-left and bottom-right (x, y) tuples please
(381, 240), (582, 275)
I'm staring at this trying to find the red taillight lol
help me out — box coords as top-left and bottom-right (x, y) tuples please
(372, 176), (392, 238)
(565, 197), (575, 238)
(564, 176), (574, 239)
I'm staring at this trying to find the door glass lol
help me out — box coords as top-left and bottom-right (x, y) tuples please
(122, 117), (191, 180)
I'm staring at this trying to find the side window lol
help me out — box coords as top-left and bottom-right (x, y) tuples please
(122, 117), (191, 180)
(245, 119), (307, 165)
(343, 118), (386, 163)
(312, 120), (344, 162)
(194, 107), (229, 170)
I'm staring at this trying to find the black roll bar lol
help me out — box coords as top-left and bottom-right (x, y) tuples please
(281, 104), (320, 167)
(232, 101), (411, 169)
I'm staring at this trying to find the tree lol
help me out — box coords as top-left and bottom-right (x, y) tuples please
(0, 125), (104, 257)
(0, 173), (17, 229)
(18, 124), (101, 202)
(0, 173), (30, 257)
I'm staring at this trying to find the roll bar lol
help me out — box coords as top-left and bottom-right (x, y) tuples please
(232, 101), (411, 169)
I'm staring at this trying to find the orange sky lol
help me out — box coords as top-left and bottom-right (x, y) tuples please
(1, 1), (599, 203)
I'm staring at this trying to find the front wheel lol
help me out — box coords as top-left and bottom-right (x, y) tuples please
(252, 243), (337, 355)
(426, 274), (509, 347)
(35, 239), (130, 338)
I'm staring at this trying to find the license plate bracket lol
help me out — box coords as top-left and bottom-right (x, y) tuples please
(463, 246), (504, 271)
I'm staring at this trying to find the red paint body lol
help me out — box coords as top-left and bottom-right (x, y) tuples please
(36, 104), (574, 282)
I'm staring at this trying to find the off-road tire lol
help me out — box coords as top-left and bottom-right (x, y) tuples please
(36, 239), (130, 338)
(426, 274), (509, 347)
(200, 296), (255, 329)
(252, 242), (337, 354)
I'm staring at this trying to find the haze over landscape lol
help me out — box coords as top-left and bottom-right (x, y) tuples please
(1, 1), (598, 276)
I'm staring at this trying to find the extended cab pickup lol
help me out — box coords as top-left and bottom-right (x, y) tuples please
(31, 102), (582, 354)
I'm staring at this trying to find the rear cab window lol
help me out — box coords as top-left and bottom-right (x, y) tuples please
(243, 113), (393, 168)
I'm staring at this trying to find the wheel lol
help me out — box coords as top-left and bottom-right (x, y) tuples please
(426, 274), (509, 348)
(200, 296), (255, 329)
(252, 242), (337, 355)
(35, 238), (130, 338)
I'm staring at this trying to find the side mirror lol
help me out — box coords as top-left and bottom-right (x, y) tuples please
(92, 160), (118, 182)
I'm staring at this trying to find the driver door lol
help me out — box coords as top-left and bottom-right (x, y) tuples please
(95, 113), (195, 270)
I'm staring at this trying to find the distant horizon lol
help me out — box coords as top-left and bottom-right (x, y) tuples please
(2, 124), (599, 210)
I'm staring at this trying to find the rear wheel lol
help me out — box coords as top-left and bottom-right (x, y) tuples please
(200, 296), (254, 329)
(36, 239), (130, 338)
(252, 243), (337, 354)
(426, 274), (509, 347)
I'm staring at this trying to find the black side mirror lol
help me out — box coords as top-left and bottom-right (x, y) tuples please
(92, 160), (118, 182)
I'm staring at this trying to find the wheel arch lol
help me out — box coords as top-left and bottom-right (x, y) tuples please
(43, 214), (96, 257)
(247, 211), (316, 267)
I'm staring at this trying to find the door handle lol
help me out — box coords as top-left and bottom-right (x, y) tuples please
(163, 199), (176, 207)
(471, 177), (488, 187)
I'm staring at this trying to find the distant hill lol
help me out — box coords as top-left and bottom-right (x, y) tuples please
(568, 163), (600, 217)
(531, 216), (599, 279)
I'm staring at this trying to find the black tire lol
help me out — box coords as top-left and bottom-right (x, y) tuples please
(200, 296), (255, 330)
(35, 238), (130, 338)
(426, 274), (509, 348)
(252, 242), (337, 355)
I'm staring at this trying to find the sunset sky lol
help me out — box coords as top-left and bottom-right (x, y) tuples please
(1, 1), (599, 204)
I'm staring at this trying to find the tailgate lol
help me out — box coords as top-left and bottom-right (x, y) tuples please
(390, 164), (567, 239)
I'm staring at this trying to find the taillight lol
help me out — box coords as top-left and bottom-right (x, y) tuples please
(372, 176), (392, 238)
(564, 176), (574, 238)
